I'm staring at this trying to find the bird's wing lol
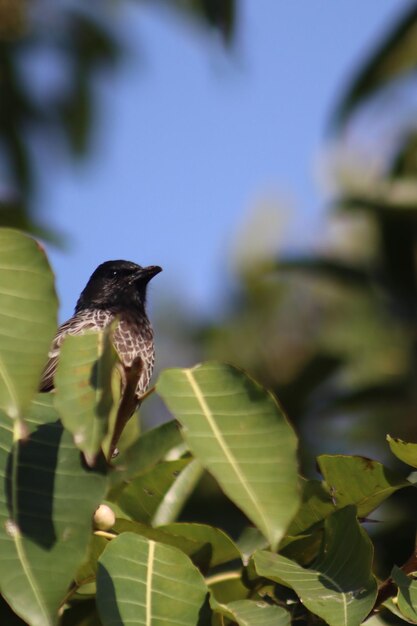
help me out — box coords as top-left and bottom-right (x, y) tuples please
(39, 313), (108, 392)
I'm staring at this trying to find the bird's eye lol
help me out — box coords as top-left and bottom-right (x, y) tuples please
(112, 270), (118, 277)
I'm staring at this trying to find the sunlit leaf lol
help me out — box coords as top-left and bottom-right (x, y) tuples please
(0, 394), (108, 626)
(254, 507), (377, 626)
(54, 331), (119, 465)
(387, 435), (417, 469)
(0, 229), (57, 421)
(97, 533), (209, 625)
(318, 454), (409, 516)
(157, 362), (300, 550)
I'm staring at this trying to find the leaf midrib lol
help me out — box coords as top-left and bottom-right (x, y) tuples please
(184, 369), (270, 540)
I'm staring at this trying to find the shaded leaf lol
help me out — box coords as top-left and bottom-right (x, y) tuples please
(287, 478), (335, 535)
(0, 229), (57, 420)
(0, 395), (108, 626)
(236, 527), (269, 565)
(254, 507), (377, 626)
(75, 534), (110, 587)
(156, 522), (240, 568)
(108, 420), (182, 492)
(208, 571), (248, 604)
(212, 596), (290, 626)
(61, 599), (102, 626)
(97, 533), (209, 625)
(151, 458), (204, 526)
(332, 4), (417, 127)
(170, 0), (236, 42)
(114, 458), (191, 522)
(387, 435), (417, 469)
(54, 331), (119, 465)
(157, 362), (300, 550)
(113, 518), (200, 554)
(392, 566), (417, 623)
(113, 518), (239, 570)
(277, 257), (372, 288)
(318, 454), (410, 516)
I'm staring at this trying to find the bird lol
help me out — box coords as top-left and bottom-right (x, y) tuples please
(40, 260), (162, 403)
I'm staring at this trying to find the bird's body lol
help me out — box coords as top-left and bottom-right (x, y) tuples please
(40, 260), (162, 400)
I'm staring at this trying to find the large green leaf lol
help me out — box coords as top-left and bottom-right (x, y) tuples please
(392, 566), (417, 623)
(0, 394), (108, 626)
(157, 363), (300, 550)
(387, 435), (417, 469)
(318, 455), (409, 516)
(54, 331), (118, 465)
(0, 229), (57, 421)
(212, 597), (290, 626)
(97, 533), (209, 625)
(254, 507), (377, 626)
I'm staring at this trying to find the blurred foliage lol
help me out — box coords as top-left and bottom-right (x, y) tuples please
(3, 0), (417, 602)
(175, 3), (417, 583)
(0, 0), (236, 239)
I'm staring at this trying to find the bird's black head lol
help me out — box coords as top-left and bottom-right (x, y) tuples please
(75, 260), (162, 313)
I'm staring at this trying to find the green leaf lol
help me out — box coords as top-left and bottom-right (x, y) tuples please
(212, 597), (290, 626)
(254, 507), (377, 626)
(208, 571), (248, 604)
(156, 522), (241, 568)
(0, 395), (108, 626)
(113, 519), (239, 571)
(151, 458), (204, 526)
(318, 454), (409, 516)
(287, 478), (335, 535)
(331, 5), (417, 127)
(0, 594), (28, 625)
(0, 229), (57, 420)
(108, 420), (182, 491)
(236, 527), (269, 565)
(114, 458), (192, 522)
(392, 566), (417, 623)
(97, 533), (209, 625)
(387, 435), (417, 469)
(113, 518), (200, 554)
(54, 330), (118, 465)
(75, 534), (110, 587)
(157, 362), (300, 550)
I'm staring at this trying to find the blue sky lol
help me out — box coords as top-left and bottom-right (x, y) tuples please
(39, 0), (409, 322)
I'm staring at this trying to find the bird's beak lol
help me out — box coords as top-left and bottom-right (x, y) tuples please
(133, 265), (162, 284)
